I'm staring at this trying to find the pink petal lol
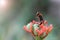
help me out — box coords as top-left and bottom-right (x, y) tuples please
(23, 26), (31, 32)
(48, 24), (53, 32)
(39, 24), (44, 28)
(32, 20), (36, 24)
(44, 20), (48, 24)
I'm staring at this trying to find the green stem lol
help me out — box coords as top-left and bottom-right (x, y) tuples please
(35, 36), (43, 40)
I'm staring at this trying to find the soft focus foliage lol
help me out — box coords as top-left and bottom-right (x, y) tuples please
(0, 0), (60, 40)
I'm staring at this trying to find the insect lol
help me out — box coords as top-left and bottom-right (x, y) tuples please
(36, 12), (44, 25)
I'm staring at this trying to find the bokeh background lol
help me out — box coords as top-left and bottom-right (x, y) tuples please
(0, 0), (60, 40)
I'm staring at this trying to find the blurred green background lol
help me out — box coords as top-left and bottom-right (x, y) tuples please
(0, 0), (60, 40)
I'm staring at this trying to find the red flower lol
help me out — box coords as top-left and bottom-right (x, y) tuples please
(23, 20), (53, 39)
(23, 22), (33, 32)
(36, 22), (53, 36)
(23, 25), (31, 32)
(36, 29), (44, 36)
(39, 24), (44, 28)
(46, 24), (53, 34)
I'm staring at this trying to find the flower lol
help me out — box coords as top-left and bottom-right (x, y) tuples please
(46, 24), (53, 34)
(23, 22), (33, 32)
(23, 20), (53, 39)
(23, 25), (31, 32)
